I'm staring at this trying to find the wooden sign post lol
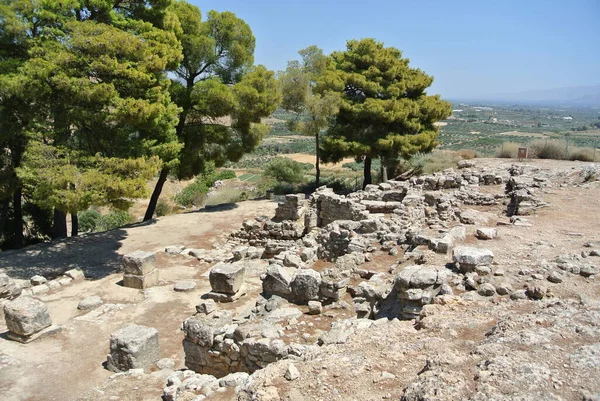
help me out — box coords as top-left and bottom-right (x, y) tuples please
(518, 147), (528, 161)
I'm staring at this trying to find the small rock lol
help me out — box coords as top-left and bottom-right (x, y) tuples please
(526, 285), (546, 300)
(156, 358), (175, 370)
(284, 363), (300, 381)
(477, 283), (496, 297)
(30, 275), (47, 286)
(308, 301), (323, 315)
(196, 299), (216, 315)
(165, 245), (185, 255)
(547, 272), (563, 283)
(510, 289), (528, 300)
(174, 281), (197, 292)
(77, 296), (103, 310)
(580, 265), (597, 278)
(475, 228), (497, 240)
(64, 269), (85, 281)
(496, 282), (513, 295)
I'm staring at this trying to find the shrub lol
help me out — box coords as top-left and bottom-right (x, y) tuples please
(456, 149), (477, 159)
(96, 210), (133, 232)
(568, 147), (595, 162)
(410, 151), (459, 175)
(496, 142), (520, 158)
(205, 188), (249, 206)
(78, 209), (102, 233)
(174, 181), (209, 207)
(530, 140), (566, 159)
(263, 158), (307, 183)
(214, 169), (236, 180)
(155, 200), (172, 217)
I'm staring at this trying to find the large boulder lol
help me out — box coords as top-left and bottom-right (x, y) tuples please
(209, 262), (246, 294)
(4, 296), (52, 337)
(262, 265), (294, 296)
(452, 246), (494, 272)
(106, 324), (160, 372)
(291, 269), (321, 303)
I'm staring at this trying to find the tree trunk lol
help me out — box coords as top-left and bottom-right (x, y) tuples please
(362, 156), (372, 189)
(144, 167), (169, 221)
(71, 213), (78, 237)
(0, 196), (10, 242)
(12, 189), (24, 248)
(381, 159), (388, 183)
(315, 131), (320, 188)
(53, 209), (67, 239)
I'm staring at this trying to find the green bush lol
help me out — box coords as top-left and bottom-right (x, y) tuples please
(214, 169), (236, 180)
(174, 181), (209, 207)
(96, 210), (133, 232)
(155, 200), (172, 217)
(263, 158), (307, 183)
(78, 209), (102, 233)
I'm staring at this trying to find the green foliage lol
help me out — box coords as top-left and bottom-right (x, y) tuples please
(78, 209), (134, 233)
(214, 169), (237, 180)
(263, 158), (308, 183)
(78, 210), (102, 233)
(174, 181), (209, 207)
(17, 142), (161, 214)
(155, 200), (172, 217)
(97, 210), (134, 232)
(167, 2), (281, 179)
(319, 38), (452, 185)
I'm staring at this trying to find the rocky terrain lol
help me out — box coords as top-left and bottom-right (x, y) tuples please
(1, 158), (599, 401)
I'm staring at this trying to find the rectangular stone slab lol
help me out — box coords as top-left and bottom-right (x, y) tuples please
(106, 323), (160, 372)
(3, 296), (52, 336)
(123, 269), (159, 289)
(122, 251), (156, 275)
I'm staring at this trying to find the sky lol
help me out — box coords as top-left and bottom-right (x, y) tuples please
(189, 0), (600, 100)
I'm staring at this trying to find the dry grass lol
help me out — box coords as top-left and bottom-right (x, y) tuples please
(569, 147), (596, 162)
(496, 142), (521, 158)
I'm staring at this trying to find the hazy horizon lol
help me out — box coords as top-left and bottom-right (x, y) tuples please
(191, 0), (599, 101)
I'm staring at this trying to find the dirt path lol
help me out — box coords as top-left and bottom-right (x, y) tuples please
(0, 200), (277, 401)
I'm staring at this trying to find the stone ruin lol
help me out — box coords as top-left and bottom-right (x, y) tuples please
(3, 296), (58, 343)
(122, 250), (159, 289)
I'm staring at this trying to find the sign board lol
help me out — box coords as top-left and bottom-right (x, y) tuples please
(518, 147), (528, 160)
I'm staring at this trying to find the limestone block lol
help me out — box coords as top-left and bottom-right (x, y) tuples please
(4, 296), (52, 337)
(122, 250), (156, 275)
(106, 324), (160, 372)
(209, 263), (245, 294)
(123, 269), (159, 289)
(291, 269), (321, 303)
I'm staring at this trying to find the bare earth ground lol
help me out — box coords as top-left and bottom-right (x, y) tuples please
(0, 200), (277, 401)
(0, 159), (599, 401)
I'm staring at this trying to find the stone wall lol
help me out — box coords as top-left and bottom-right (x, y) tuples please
(182, 309), (314, 377)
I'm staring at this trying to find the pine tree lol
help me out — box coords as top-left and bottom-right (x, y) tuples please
(320, 38), (452, 188)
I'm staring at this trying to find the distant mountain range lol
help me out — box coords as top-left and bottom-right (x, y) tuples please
(456, 84), (600, 107)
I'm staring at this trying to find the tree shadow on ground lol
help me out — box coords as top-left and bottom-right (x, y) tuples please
(0, 219), (158, 280)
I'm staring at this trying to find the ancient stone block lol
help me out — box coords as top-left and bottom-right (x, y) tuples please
(4, 296), (52, 337)
(209, 263), (245, 294)
(452, 246), (494, 272)
(106, 324), (160, 372)
(123, 269), (159, 289)
(262, 265), (294, 297)
(122, 250), (156, 275)
(291, 269), (321, 303)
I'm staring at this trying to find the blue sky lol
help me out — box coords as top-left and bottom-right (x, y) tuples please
(190, 0), (600, 100)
